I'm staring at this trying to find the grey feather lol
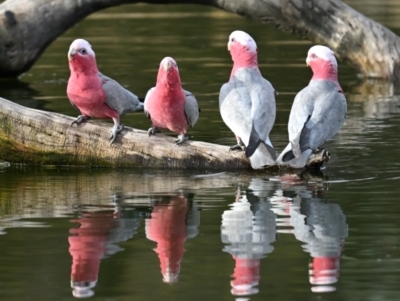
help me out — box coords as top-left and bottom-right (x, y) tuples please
(183, 90), (200, 127)
(219, 68), (276, 169)
(277, 80), (347, 167)
(99, 73), (144, 115)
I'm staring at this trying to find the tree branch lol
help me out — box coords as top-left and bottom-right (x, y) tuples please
(1, 0), (400, 80)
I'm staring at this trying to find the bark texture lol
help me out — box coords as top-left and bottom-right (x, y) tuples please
(0, 97), (251, 168)
(0, 0), (400, 79)
(0, 97), (329, 169)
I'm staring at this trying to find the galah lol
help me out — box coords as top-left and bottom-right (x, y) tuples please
(219, 30), (277, 169)
(67, 39), (144, 144)
(276, 45), (347, 168)
(144, 57), (199, 144)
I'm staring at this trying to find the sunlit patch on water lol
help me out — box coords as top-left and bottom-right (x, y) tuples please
(324, 177), (376, 183)
(0, 218), (50, 235)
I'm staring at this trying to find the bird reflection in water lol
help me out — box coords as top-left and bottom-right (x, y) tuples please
(221, 179), (277, 298)
(272, 173), (348, 293)
(68, 202), (142, 298)
(146, 193), (199, 283)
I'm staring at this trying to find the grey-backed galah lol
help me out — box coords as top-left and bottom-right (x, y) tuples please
(67, 39), (144, 144)
(219, 30), (277, 169)
(144, 57), (200, 144)
(276, 45), (347, 168)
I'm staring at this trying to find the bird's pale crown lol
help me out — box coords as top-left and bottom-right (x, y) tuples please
(228, 30), (257, 53)
(69, 39), (96, 58)
(306, 45), (337, 67)
(160, 56), (178, 71)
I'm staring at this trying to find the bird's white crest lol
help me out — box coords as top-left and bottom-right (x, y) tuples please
(69, 39), (96, 57)
(160, 56), (178, 71)
(306, 45), (337, 67)
(228, 30), (257, 53)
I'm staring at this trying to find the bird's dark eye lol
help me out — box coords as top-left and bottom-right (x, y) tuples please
(231, 37), (236, 42)
(310, 53), (317, 59)
(79, 48), (87, 55)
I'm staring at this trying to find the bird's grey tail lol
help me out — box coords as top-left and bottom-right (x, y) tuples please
(278, 149), (312, 168)
(249, 144), (276, 169)
(246, 123), (276, 160)
(282, 150), (295, 162)
(287, 149), (312, 168)
(276, 143), (312, 168)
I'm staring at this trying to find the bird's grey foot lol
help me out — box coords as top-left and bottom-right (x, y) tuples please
(147, 127), (160, 137)
(175, 134), (188, 145)
(109, 124), (124, 144)
(71, 115), (90, 126)
(229, 141), (246, 152)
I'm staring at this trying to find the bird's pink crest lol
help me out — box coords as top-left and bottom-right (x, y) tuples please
(227, 31), (259, 77)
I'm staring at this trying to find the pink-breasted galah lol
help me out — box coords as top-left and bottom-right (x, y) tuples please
(276, 45), (347, 168)
(219, 30), (277, 169)
(144, 57), (200, 144)
(67, 39), (144, 144)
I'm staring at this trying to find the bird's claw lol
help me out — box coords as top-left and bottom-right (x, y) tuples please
(175, 134), (188, 145)
(109, 124), (124, 144)
(229, 143), (246, 152)
(71, 115), (90, 126)
(147, 127), (160, 137)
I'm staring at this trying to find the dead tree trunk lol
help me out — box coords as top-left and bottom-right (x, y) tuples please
(0, 97), (329, 168)
(0, 97), (251, 168)
(1, 0), (400, 80)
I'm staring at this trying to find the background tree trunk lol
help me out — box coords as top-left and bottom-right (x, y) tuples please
(1, 0), (400, 80)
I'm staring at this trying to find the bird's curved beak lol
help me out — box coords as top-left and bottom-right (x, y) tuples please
(163, 59), (172, 72)
(306, 57), (310, 67)
(227, 42), (231, 51)
(68, 48), (76, 61)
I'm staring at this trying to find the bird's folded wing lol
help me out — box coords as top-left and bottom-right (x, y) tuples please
(99, 73), (143, 115)
(183, 90), (200, 127)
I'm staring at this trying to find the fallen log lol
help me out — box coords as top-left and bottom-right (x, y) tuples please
(0, 97), (251, 168)
(1, 0), (400, 80)
(0, 97), (329, 169)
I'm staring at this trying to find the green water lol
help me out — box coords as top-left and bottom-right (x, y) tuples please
(1, 2), (400, 300)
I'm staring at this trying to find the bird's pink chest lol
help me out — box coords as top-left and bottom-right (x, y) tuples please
(147, 88), (188, 133)
(67, 74), (109, 118)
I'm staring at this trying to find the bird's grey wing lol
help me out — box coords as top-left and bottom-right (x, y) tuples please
(219, 82), (230, 109)
(99, 73), (144, 115)
(219, 78), (252, 144)
(287, 87), (315, 159)
(246, 77), (277, 159)
(183, 90), (200, 127)
(143, 87), (155, 119)
(308, 90), (347, 150)
(286, 84), (347, 162)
